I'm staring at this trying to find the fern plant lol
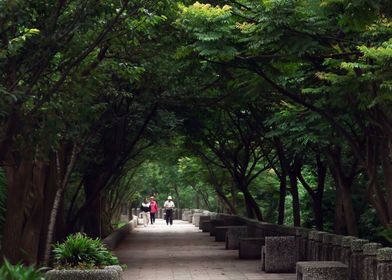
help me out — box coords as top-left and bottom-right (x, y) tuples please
(0, 259), (44, 280)
(53, 233), (119, 269)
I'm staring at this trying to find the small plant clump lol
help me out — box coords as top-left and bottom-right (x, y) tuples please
(0, 259), (44, 280)
(53, 233), (119, 269)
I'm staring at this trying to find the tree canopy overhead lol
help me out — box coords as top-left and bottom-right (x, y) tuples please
(0, 0), (391, 264)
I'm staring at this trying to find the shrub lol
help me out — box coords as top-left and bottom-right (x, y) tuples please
(0, 259), (44, 280)
(53, 233), (119, 269)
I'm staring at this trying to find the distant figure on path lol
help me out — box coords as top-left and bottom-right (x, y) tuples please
(140, 197), (151, 227)
(164, 196), (175, 226)
(150, 196), (158, 224)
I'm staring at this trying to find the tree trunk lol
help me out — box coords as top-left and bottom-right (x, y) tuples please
(1, 159), (33, 263)
(231, 183), (237, 210)
(313, 194), (324, 230)
(288, 172), (301, 226)
(214, 187), (237, 214)
(1, 157), (49, 264)
(328, 149), (359, 236)
(82, 178), (103, 238)
(195, 193), (200, 209)
(334, 187), (345, 234)
(44, 146), (78, 264)
(241, 186), (263, 221)
(340, 184), (358, 236)
(20, 160), (47, 264)
(329, 168), (358, 235)
(277, 175), (287, 225)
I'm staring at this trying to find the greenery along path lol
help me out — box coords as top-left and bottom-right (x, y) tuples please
(0, 0), (391, 266)
(115, 219), (295, 280)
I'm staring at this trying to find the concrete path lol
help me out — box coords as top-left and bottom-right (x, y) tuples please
(115, 219), (296, 280)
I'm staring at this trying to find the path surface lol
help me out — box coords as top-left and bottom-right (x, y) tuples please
(115, 219), (296, 280)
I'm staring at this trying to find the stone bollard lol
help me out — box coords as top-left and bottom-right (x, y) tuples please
(226, 226), (248, 249)
(307, 231), (317, 261)
(377, 247), (392, 280)
(209, 219), (225, 236)
(314, 232), (326, 261)
(363, 242), (382, 280)
(201, 221), (211, 232)
(321, 233), (334, 261)
(182, 210), (189, 221)
(188, 213), (193, 223)
(263, 236), (297, 273)
(295, 228), (310, 261)
(198, 215), (210, 230)
(246, 221), (258, 237)
(239, 237), (265, 259)
(349, 239), (368, 280)
(341, 236), (356, 265)
(177, 208), (183, 220)
(331, 235), (343, 262)
(215, 226), (229, 242)
(181, 210), (192, 222)
(254, 223), (266, 237)
(296, 261), (348, 280)
(192, 213), (202, 227)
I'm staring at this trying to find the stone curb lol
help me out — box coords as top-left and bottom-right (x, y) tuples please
(103, 216), (138, 250)
(45, 265), (123, 280)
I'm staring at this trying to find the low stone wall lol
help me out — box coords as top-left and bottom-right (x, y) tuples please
(186, 210), (392, 279)
(46, 265), (123, 280)
(103, 216), (138, 250)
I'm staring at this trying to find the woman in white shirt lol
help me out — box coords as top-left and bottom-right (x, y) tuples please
(140, 197), (151, 227)
(164, 196), (175, 225)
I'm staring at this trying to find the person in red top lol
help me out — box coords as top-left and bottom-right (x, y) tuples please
(150, 196), (158, 224)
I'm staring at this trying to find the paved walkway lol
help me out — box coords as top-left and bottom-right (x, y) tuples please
(115, 219), (296, 280)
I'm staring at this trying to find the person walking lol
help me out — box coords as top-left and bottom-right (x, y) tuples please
(150, 196), (158, 224)
(140, 197), (151, 227)
(164, 196), (175, 226)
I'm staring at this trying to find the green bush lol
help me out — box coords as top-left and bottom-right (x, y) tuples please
(0, 259), (44, 280)
(112, 221), (128, 229)
(53, 233), (119, 269)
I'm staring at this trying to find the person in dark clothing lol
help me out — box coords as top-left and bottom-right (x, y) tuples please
(163, 196), (175, 225)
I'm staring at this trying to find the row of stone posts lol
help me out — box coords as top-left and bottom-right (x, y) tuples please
(129, 208), (392, 280)
(289, 228), (392, 280)
(182, 210), (392, 280)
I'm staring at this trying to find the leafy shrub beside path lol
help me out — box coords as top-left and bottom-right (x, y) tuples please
(0, 259), (44, 280)
(53, 233), (119, 269)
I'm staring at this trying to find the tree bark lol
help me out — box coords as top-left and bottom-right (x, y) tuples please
(1, 158), (33, 263)
(328, 154), (359, 236)
(44, 145), (78, 264)
(277, 175), (287, 225)
(288, 172), (301, 226)
(1, 156), (49, 264)
(241, 186), (263, 221)
(334, 187), (345, 234)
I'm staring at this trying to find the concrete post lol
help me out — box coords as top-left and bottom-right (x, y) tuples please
(199, 215), (211, 230)
(331, 235), (343, 261)
(225, 226), (248, 249)
(349, 239), (368, 280)
(295, 228), (310, 261)
(363, 242), (382, 280)
(314, 232), (326, 261)
(341, 236), (356, 265)
(377, 248), (392, 280)
(307, 231), (317, 261)
(321, 233), (334, 261)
